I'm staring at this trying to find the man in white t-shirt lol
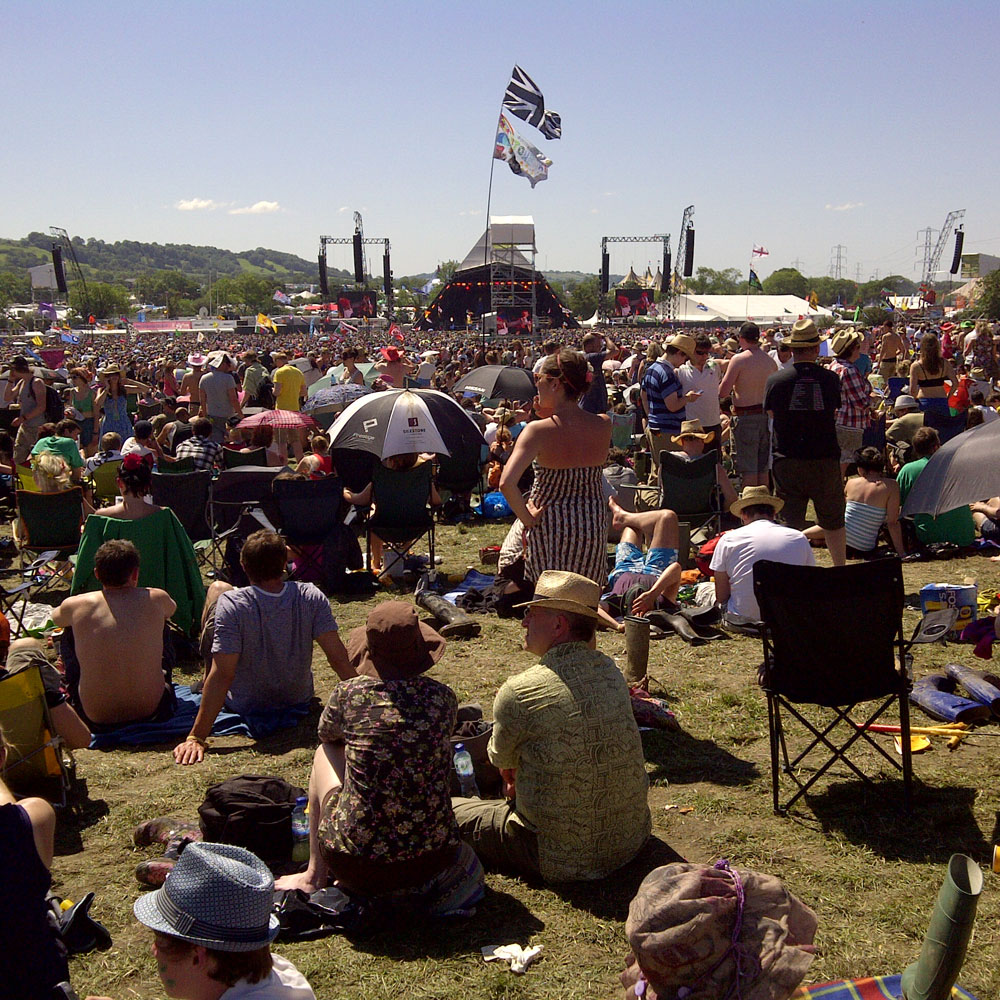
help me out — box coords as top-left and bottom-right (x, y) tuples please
(709, 486), (814, 623)
(677, 333), (722, 441)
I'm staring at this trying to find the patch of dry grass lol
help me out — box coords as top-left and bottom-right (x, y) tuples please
(51, 525), (1000, 998)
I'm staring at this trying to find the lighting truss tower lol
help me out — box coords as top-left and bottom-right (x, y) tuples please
(599, 233), (671, 321)
(671, 205), (695, 319)
(490, 221), (536, 333)
(921, 209), (966, 286)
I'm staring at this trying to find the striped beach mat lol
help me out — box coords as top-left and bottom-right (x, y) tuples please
(793, 975), (978, 999)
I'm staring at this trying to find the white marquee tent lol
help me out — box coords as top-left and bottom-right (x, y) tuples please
(671, 294), (833, 324)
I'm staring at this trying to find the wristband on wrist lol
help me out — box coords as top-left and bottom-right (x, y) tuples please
(185, 734), (209, 749)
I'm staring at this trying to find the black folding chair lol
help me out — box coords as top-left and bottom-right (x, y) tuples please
(367, 461), (435, 582)
(150, 470), (213, 557)
(922, 407), (966, 445)
(658, 451), (723, 566)
(271, 475), (345, 583)
(202, 467), (283, 577)
(222, 446), (268, 469)
(753, 558), (955, 815)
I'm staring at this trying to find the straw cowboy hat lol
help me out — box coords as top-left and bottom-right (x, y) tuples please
(787, 318), (821, 346)
(133, 842), (279, 952)
(665, 334), (696, 360)
(621, 861), (817, 1000)
(515, 570), (601, 621)
(829, 328), (862, 357)
(98, 363), (123, 378)
(346, 601), (446, 681)
(730, 485), (784, 517)
(671, 419), (715, 445)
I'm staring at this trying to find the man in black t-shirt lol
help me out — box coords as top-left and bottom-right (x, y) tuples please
(764, 318), (847, 566)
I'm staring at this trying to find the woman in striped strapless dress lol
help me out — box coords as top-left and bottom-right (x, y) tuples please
(804, 447), (906, 557)
(500, 349), (612, 586)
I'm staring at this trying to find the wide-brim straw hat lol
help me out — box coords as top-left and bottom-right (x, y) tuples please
(133, 842), (279, 952)
(787, 318), (821, 346)
(829, 328), (862, 357)
(730, 485), (784, 516)
(671, 419), (715, 445)
(98, 364), (122, 378)
(346, 601), (446, 681)
(665, 334), (696, 360)
(187, 353), (207, 367)
(514, 570), (601, 621)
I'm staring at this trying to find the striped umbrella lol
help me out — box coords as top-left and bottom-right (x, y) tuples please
(328, 388), (484, 459)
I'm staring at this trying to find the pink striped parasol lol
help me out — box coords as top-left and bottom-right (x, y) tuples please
(237, 409), (318, 430)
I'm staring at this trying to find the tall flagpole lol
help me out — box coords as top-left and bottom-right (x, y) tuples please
(482, 111), (504, 354)
(745, 246), (752, 321)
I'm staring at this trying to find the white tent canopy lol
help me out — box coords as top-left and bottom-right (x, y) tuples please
(672, 294), (833, 324)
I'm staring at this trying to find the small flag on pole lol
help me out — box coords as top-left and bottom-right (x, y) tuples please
(256, 313), (277, 333)
(273, 290), (291, 305)
(808, 291), (819, 310)
(752, 244), (769, 257)
(502, 65), (561, 139)
(38, 302), (58, 321)
(387, 322), (404, 344)
(748, 269), (763, 292)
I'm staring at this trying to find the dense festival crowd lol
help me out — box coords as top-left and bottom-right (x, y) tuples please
(1, 311), (996, 999)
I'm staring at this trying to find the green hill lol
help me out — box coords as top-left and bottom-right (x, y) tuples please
(0, 232), (348, 285)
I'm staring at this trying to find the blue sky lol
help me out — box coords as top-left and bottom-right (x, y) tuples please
(3, 1), (998, 281)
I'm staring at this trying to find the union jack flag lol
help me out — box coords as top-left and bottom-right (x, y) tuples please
(502, 65), (561, 140)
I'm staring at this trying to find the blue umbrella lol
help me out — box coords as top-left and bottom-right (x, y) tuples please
(303, 383), (372, 412)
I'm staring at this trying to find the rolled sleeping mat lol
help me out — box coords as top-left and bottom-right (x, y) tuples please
(415, 590), (482, 639)
(910, 675), (992, 725)
(943, 663), (1000, 717)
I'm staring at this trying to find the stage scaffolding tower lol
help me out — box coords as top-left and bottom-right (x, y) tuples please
(488, 217), (536, 335)
(599, 234), (671, 321)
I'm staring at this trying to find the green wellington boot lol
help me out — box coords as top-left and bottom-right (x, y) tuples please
(901, 854), (983, 1000)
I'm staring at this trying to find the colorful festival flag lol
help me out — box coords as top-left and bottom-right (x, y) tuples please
(752, 244), (769, 257)
(808, 291), (819, 310)
(60, 332), (80, 345)
(748, 269), (763, 292)
(38, 302), (58, 321)
(256, 313), (277, 333)
(388, 322), (404, 343)
(502, 65), (561, 139)
(853, 306), (862, 321)
(273, 290), (291, 305)
(494, 114), (552, 187)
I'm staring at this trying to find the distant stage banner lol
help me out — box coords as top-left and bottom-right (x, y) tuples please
(336, 289), (377, 319)
(134, 320), (193, 332)
(613, 288), (656, 317)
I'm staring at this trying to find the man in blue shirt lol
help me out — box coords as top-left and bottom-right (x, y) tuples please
(640, 334), (700, 483)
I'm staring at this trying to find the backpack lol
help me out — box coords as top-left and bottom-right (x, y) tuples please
(42, 380), (65, 423)
(198, 775), (306, 868)
(253, 376), (275, 409)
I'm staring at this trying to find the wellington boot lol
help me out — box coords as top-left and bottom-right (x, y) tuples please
(900, 853), (983, 1000)
(416, 588), (481, 639)
(623, 615), (650, 684)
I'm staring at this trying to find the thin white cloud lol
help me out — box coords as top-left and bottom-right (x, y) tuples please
(337, 206), (351, 213)
(229, 200), (281, 216)
(825, 201), (864, 212)
(458, 209), (483, 217)
(176, 197), (222, 211)
(590, 208), (599, 214)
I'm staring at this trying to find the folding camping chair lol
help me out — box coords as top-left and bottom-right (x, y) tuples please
(435, 441), (488, 520)
(331, 448), (376, 526)
(367, 461), (435, 582)
(609, 412), (635, 451)
(0, 663), (72, 805)
(158, 457), (196, 474)
(922, 406), (967, 445)
(222, 446), (268, 469)
(657, 451), (723, 567)
(15, 488), (84, 599)
(150, 469), (212, 552)
(137, 401), (163, 420)
(753, 558), (956, 815)
(271, 475), (345, 584)
(90, 459), (123, 506)
(202, 467), (282, 578)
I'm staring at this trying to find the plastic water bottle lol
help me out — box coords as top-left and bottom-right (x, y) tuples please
(291, 796), (310, 864)
(453, 743), (480, 798)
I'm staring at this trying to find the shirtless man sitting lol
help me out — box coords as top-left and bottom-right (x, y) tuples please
(716, 322), (778, 488)
(52, 539), (177, 729)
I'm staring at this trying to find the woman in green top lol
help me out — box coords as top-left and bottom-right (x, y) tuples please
(69, 368), (100, 456)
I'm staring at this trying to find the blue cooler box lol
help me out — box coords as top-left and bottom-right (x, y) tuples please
(920, 583), (977, 637)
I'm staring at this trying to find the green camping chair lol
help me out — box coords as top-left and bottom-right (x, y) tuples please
(16, 488), (84, 598)
(367, 461), (436, 582)
(90, 459), (123, 506)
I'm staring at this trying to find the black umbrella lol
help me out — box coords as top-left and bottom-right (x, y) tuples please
(328, 389), (485, 459)
(452, 365), (535, 402)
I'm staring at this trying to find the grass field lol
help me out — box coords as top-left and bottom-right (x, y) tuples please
(51, 520), (1000, 999)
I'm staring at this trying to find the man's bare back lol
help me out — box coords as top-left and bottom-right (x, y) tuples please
(718, 346), (778, 408)
(54, 586), (176, 725)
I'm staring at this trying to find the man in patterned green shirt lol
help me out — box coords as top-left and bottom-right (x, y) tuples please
(453, 571), (650, 882)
